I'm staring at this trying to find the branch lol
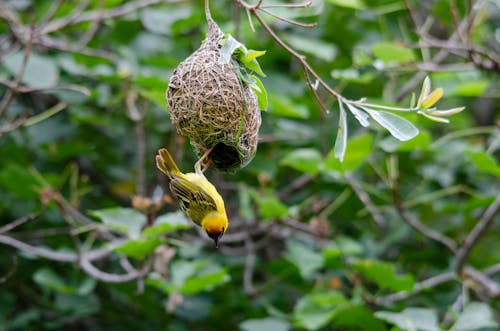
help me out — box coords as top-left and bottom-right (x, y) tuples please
(345, 175), (386, 229)
(79, 258), (150, 283)
(376, 271), (457, 304)
(455, 196), (500, 272)
(0, 212), (40, 234)
(0, 234), (121, 262)
(0, 255), (18, 284)
(395, 0), (487, 100)
(391, 181), (458, 253)
(40, 0), (183, 34)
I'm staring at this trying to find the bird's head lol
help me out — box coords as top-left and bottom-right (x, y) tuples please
(201, 211), (228, 247)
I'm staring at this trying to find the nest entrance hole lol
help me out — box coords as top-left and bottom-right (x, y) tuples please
(209, 143), (241, 172)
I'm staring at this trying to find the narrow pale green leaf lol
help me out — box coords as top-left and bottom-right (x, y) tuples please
(345, 103), (370, 127)
(418, 76), (431, 107)
(421, 112), (450, 123)
(363, 108), (419, 141)
(325, 133), (373, 172)
(219, 34), (244, 64)
(334, 102), (348, 161)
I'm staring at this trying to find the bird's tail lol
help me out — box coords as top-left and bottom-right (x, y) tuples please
(156, 148), (181, 177)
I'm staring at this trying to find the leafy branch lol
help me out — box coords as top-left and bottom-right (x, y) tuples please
(234, 0), (465, 161)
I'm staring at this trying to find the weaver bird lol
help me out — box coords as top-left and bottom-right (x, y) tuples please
(156, 148), (228, 246)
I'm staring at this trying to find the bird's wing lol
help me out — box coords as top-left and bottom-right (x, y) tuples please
(169, 176), (218, 224)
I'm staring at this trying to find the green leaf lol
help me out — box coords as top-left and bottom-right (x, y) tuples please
(326, 0), (366, 9)
(345, 103), (370, 127)
(363, 108), (419, 141)
(371, 42), (416, 64)
(324, 133), (373, 172)
(142, 211), (191, 236)
(284, 34), (338, 62)
(0, 164), (39, 199)
(33, 268), (74, 294)
(353, 259), (414, 291)
(90, 208), (146, 239)
(269, 94), (309, 119)
(294, 291), (347, 331)
(379, 131), (431, 152)
(249, 190), (289, 220)
(331, 69), (374, 84)
(242, 58), (266, 77)
(250, 75), (268, 110)
(450, 302), (498, 331)
(375, 308), (440, 331)
(334, 103), (348, 162)
(467, 151), (500, 177)
(285, 239), (324, 280)
(219, 34), (244, 64)
(240, 317), (291, 331)
(180, 269), (230, 294)
(241, 49), (266, 63)
(140, 7), (192, 35)
(280, 148), (323, 176)
(3, 52), (59, 88)
(334, 305), (387, 331)
(323, 236), (364, 260)
(114, 237), (163, 259)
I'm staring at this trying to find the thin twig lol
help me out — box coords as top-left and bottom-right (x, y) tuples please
(390, 156), (458, 253)
(345, 175), (386, 229)
(376, 271), (457, 304)
(0, 234), (121, 262)
(0, 33), (32, 118)
(243, 237), (257, 296)
(395, 0), (487, 100)
(258, 7), (316, 28)
(0, 255), (18, 284)
(40, 0), (182, 34)
(455, 196), (500, 272)
(0, 212), (41, 234)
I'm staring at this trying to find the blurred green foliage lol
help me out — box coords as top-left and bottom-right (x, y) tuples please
(0, 0), (499, 331)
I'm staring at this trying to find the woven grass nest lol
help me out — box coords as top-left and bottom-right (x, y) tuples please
(166, 17), (261, 173)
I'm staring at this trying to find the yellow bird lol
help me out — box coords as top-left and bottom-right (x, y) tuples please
(155, 148), (228, 246)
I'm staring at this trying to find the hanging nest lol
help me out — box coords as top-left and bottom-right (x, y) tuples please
(166, 16), (261, 173)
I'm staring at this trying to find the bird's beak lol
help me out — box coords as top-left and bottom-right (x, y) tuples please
(208, 231), (224, 248)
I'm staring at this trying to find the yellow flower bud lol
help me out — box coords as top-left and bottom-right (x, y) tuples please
(421, 88), (444, 108)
